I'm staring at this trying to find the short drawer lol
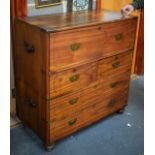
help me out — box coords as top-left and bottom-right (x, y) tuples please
(98, 50), (133, 79)
(49, 62), (98, 98)
(50, 25), (105, 68)
(50, 89), (128, 141)
(103, 19), (137, 56)
(50, 19), (137, 68)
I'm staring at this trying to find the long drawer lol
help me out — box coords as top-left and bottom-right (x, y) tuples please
(50, 89), (129, 141)
(50, 19), (137, 69)
(49, 51), (132, 98)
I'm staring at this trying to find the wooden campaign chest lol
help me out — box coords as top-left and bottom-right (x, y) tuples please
(14, 10), (137, 150)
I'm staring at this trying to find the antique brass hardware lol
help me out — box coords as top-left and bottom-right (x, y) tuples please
(68, 118), (77, 126)
(110, 82), (119, 88)
(98, 26), (102, 30)
(115, 33), (123, 41)
(108, 99), (117, 107)
(70, 43), (81, 51)
(69, 98), (79, 105)
(24, 41), (35, 53)
(69, 74), (80, 82)
(112, 61), (120, 69)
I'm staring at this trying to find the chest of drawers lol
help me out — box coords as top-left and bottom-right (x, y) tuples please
(14, 10), (137, 150)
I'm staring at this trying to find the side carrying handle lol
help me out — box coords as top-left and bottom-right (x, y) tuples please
(24, 41), (35, 53)
(25, 97), (37, 108)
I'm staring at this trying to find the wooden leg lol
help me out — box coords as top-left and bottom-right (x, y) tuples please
(22, 123), (26, 128)
(45, 143), (55, 151)
(117, 107), (125, 114)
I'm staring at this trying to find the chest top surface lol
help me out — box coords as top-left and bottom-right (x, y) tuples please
(17, 10), (137, 32)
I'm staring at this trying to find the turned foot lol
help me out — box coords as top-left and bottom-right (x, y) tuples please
(45, 143), (55, 151)
(22, 123), (26, 128)
(117, 107), (125, 114)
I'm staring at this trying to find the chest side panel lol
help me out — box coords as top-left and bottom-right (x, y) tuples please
(14, 20), (50, 144)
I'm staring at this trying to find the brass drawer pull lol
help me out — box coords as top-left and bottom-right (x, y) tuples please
(68, 118), (77, 126)
(69, 98), (79, 105)
(24, 41), (35, 53)
(115, 33), (123, 41)
(108, 99), (117, 107)
(69, 74), (80, 82)
(70, 43), (81, 51)
(110, 82), (119, 88)
(112, 61), (120, 69)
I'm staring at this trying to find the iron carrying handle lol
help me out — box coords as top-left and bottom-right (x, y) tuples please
(24, 41), (35, 53)
(25, 98), (37, 108)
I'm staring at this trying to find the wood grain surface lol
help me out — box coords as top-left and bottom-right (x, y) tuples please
(14, 10), (137, 147)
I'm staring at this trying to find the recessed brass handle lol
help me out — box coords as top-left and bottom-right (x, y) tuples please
(108, 99), (117, 107)
(68, 118), (77, 126)
(112, 61), (120, 69)
(69, 74), (80, 82)
(69, 98), (79, 105)
(70, 43), (81, 51)
(115, 33), (123, 41)
(110, 82), (119, 88)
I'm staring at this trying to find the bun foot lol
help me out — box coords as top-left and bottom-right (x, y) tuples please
(22, 123), (26, 128)
(117, 107), (125, 114)
(45, 143), (55, 151)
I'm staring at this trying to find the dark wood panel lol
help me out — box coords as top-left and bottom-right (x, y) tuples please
(14, 0), (27, 17)
(11, 0), (28, 116)
(14, 20), (50, 144)
(134, 9), (144, 75)
(96, 0), (101, 11)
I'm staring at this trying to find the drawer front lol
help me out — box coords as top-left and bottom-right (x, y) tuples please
(50, 90), (128, 141)
(50, 19), (137, 68)
(98, 50), (133, 79)
(50, 62), (98, 98)
(50, 25), (105, 68)
(50, 71), (130, 120)
(49, 51), (132, 98)
(103, 19), (137, 56)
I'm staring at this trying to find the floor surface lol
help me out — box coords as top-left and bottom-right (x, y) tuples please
(10, 76), (144, 155)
